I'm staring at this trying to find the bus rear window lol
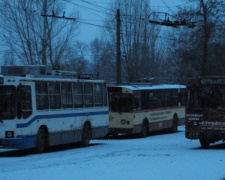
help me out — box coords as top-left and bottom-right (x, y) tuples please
(0, 86), (16, 120)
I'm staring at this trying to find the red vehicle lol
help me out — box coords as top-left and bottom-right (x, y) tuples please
(186, 76), (225, 148)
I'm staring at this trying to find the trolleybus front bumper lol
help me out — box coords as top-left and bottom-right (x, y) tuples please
(0, 135), (36, 150)
(109, 128), (133, 135)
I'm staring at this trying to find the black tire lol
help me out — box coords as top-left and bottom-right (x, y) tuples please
(200, 137), (210, 149)
(36, 128), (46, 153)
(80, 123), (91, 147)
(171, 115), (178, 133)
(140, 120), (148, 138)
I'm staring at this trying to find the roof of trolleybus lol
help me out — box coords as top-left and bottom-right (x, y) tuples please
(1, 75), (106, 84)
(110, 84), (186, 91)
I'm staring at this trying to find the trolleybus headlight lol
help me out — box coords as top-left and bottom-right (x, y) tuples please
(5, 131), (14, 138)
(121, 119), (126, 124)
(193, 121), (198, 126)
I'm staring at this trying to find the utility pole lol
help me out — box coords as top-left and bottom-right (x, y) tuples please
(42, 0), (47, 65)
(41, 9), (76, 67)
(116, 9), (121, 85)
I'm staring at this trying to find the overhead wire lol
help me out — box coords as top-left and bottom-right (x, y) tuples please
(63, 0), (180, 31)
(63, 0), (116, 30)
(63, 0), (115, 17)
(161, 0), (183, 21)
(77, 19), (116, 30)
(77, 0), (115, 13)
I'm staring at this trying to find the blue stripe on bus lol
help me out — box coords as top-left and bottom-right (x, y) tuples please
(16, 110), (109, 128)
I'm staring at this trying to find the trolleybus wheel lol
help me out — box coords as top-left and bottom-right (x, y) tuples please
(140, 120), (148, 137)
(171, 115), (178, 133)
(200, 137), (210, 148)
(36, 128), (46, 153)
(80, 123), (91, 147)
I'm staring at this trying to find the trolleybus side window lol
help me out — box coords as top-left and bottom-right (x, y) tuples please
(149, 91), (157, 109)
(84, 83), (94, 107)
(145, 89), (181, 109)
(17, 85), (32, 119)
(179, 89), (187, 106)
(49, 82), (61, 109)
(94, 84), (103, 107)
(73, 83), (84, 108)
(171, 89), (179, 106)
(103, 84), (107, 106)
(134, 91), (141, 110)
(0, 85), (16, 119)
(36, 82), (49, 110)
(61, 82), (73, 109)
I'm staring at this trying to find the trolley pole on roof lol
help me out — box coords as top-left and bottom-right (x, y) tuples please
(116, 9), (121, 85)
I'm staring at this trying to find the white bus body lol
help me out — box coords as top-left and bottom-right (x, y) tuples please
(0, 75), (108, 152)
(108, 84), (186, 136)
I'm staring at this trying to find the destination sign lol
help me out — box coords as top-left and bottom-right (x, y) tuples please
(200, 78), (225, 85)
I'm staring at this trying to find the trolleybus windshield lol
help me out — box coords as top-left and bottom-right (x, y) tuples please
(188, 86), (225, 110)
(110, 93), (134, 112)
(0, 86), (16, 120)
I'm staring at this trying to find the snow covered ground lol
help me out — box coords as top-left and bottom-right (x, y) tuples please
(0, 126), (225, 180)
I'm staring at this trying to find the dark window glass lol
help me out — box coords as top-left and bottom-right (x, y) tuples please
(0, 86), (16, 119)
(49, 82), (61, 109)
(188, 87), (225, 110)
(73, 83), (83, 108)
(164, 91), (171, 107)
(84, 83), (93, 107)
(103, 84), (107, 106)
(149, 91), (157, 109)
(110, 93), (134, 112)
(94, 84), (103, 106)
(17, 86), (32, 119)
(171, 90), (178, 106)
(180, 89), (187, 106)
(61, 82), (73, 109)
(36, 82), (49, 110)
(134, 91), (141, 110)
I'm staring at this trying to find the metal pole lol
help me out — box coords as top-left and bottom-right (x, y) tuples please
(116, 9), (121, 85)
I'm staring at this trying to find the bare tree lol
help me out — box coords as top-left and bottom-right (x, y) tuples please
(171, 0), (225, 81)
(63, 41), (90, 73)
(90, 38), (116, 82)
(104, 0), (163, 82)
(0, 0), (79, 66)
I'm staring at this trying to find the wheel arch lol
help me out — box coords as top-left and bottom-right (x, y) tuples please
(37, 125), (49, 146)
(142, 118), (149, 126)
(173, 113), (178, 123)
(80, 120), (92, 147)
(83, 120), (92, 136)
(83, 120), (92, 128)
(139, 118), (149, 137)
(170, 114), (179, 133)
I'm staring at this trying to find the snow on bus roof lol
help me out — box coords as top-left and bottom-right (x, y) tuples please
(113, 84), (186, 90)
(3, 75), (106, 83)
(21, 77), (105, 83)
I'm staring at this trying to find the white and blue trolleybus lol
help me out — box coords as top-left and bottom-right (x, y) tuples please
(0, 66), (108, 153)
